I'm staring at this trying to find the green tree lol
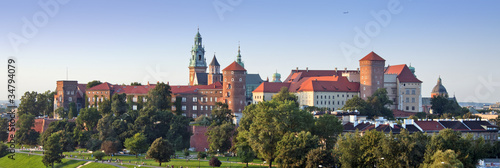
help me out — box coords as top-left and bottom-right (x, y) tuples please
(146, 137), (175, 166)
(423, 149), (463, 168)
(97, 114), (116, 141)
(55, 107), (67, 119)
(68, 102), (77, 119)
(111, 93), (128, 116)
(38, 90), (55, 117)
(271, 87), (298, 107)
(130, 82), (141, 86)
(76, 108), (101, 131)
(15, 113), (39, 146)
(311, 115), (343, 149)
(86, 80), (102, 89)
(0, 143), (9, 158)
(146, 82), (172, 111)
(276, 131), (319, 168)
(18, 91), (40, 116)
(184, 148), (190, 158)
(210, 102), (234, 126)
(342, 95), (369, 114)
(207, 122), (235, 154)
(124, 133), (148, 158)
(0, 118), (8, 142)
(197, 151), (207, 159)
(237, 142), (255, 167)
(366, 88), (393, 119)
(93, 151), (106, 160)
(42, 132), (63, 168)
(98, 97), (112, 115)
(194, 115), (211, 126)
(101, 139), (120, 156)
(305, 148), (336, 168)
(86, 138), (102, 151)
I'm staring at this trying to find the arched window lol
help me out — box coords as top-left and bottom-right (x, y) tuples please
(198, 55), (201, 60)
(227, 92), (231, 97)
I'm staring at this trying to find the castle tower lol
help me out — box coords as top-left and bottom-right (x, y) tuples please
(54, 80), (78, 118)
(359, 51), (385, 99)
(189, 28), (207, 85)
(271, 71), (281, 82)
(207, 54), (222, 85)
(235, 44), (244, 68)
(431, 76), (448, 97)
(222, 61), (246, 116)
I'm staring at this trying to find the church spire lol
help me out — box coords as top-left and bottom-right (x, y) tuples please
(236, 41), (244, 68)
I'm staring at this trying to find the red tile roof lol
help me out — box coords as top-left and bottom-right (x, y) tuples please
(283, 70), (359, 83)
(385, 64), (422, 83)
(414, 121), (445, 131)
(295, 76), (359, 92)
(87, 82), (113, 91)
(252, 82), (291, 93)
(360, 51), (385, 61)
(171, 82), (223, 94)
(114, 84), (156, 95)
(392, 109), (416, 118)
(222, 61), (246, 71)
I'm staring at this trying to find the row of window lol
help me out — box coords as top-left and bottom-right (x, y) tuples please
(177, 105), (214, 111)
(66, 91), (75, 95)
(199, 91), (222, 94)
(88, 91), (108, 94)
(316, 94), (350, 99)
(317, 101), (344, 106)
(405, 106), (416, 111)
(177, 97), (218, 103)
(404, 89), (417, 95)
(404, 97), (417, 103)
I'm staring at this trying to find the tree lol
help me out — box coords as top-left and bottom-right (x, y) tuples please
(184, 148), (190, 158)
(271, 87), (298, 107)
(111, 93), (128, 116)
(68, 102), (77, 119)
(15, 113), (39, 146)
(17, 91), (39, 116)
(237, 142), (255, 167)
(98, 98), (112, 115)
(86, 80), (102, 89)
(305, 148), (336, 168)
(146, 137), (175, 166)
(209, 157), (222, 167)
(311, 115), (343, 149)
(342, 95), (369, 114)
(93, 151), (106, 160)
(423, 149), (463, 168)
(146, 82), (172, 111)
(97, 114), (116, 141)
(194, 115), (211, 126)
(275, 131), (319, 168)
(210, 102), (234, 126)
(101, 139), (120, 156)
(0, 118), (9, 142)
(124, 133), (148, 158)
(86, 138), (102, 151)
(38, 90), (55, 117)
(197, 151), (207, 159)
(207, 122), (234, 154)
(76, 108), (101, 131)
(42, 132), (63, 168)
(130, 82), (141, 86)
(366, 88), (393, 119)
(55, 107), (67, 119)
(0, 143), (9, 158)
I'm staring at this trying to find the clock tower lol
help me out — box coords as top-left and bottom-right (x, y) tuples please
(189, 28), (207, 85)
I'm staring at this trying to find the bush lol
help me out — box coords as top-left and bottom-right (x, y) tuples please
(0, 143), (9, 158)
(184, 148), (190, 158)
(93, 151), (106, 160)
(197, 151), (207, 159)
(209, 157), (222, 167)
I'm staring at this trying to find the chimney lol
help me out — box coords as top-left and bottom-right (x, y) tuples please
(349, 115), (357, 123)
(335, 67), (337, 73)
(306, 67), (309, 72)
(296, 67), (299, 72)
(344, 67), (347, 73)
(357, 68), (360, 72)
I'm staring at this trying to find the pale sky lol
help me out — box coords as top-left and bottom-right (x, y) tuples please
(1, 0), (499, 103)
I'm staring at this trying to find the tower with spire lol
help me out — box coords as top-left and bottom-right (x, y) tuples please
(235, 43), (244, 68)
(431, 76), (448, 97)
(189, 28), (207, 85)
(207, 53), (222, 85)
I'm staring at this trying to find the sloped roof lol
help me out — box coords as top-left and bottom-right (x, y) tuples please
(385, 64), (422, 83)
(171, 82), (223, 94)
(113, 84), (156, 95)
(246, 74), (263, 85)
(195, 73), (208, 85)
(283, 70), (359, 83)
(438, 121), (470, 131)
(222, 61), (246, 71)
(392, 109), (416, 118)
(209, 55), (220, 66)
(462, 120), (498, 131)
(87, 82), (113, 91)
(295, 76), (359, 92)
(414, 121), (445, 131)
(360, 51), (385, 61)
(252, 82), (291, 93)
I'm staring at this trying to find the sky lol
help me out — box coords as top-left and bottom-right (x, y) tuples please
(1, 0), (499, 104)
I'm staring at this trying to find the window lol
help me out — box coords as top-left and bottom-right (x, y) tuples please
(88, 97), (91, 102)
(412, 98), (415, 103)
(239, 78), (242, 82)
(133, 97), (138, 102)
(412, 89), (416, 95)
(215, 97), (217, 102)
(68, 97), (72, 101)
(193, 114), (197, 118)
(227, 92), (231, 97)
(406, 89), (410, 95)
(133, 105), (137, 110)
(210, 97), (213, 102)
(231, 71), (234, 74)
(182, 106), (186, 111)
(210, 106), (213, 110)
(182, 97), (186, 102)
(193, 97), (197, 102)
(228, 84), (232, 89)
(412, 106), (415, 110)
(172, 98), (176, 102)
(205, 106), (208, 110)
(193, 106), (197, 110)
(205, 97), (208, 102)
(406, 106), (409, 110)
(231, 78), (234, 81)
(406, 97), (409, 102)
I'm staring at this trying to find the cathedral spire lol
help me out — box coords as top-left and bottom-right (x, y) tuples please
(236, 41), (244, 68)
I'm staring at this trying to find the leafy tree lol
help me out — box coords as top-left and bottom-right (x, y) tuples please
(38, 90), (55, 117)
(173, 96), (183, 115)
(423, 149), (463, 168)
(86, 138), (102, 151)
(166, 115), (192, 151)
(335, 131), (364, 167)
(184, 148), (190, 158)
(101, 139), (120, 156)
(97, 114), (116, 141)
(93, 151), (106, 160)
(124, 133), (148, 158)
(55, 107), (67, 119)
(209, 157), (222, 167)
(42, 132), (63, 168)
(342, 95), (369, 114)
(15, 113), (38, 146)
(311, 114), (343, 149)
(207, 122), (234, 154)
(197, 151), (207, 159)
(18, 91), (39, 116)
(194, 115), (211, 126)
(0, 118), (8, 142)
(86, 80), (102, 89)
(130, 82), (141, 86)
(146, 137), (175, 166)
(210, 102), (234, 126)
(0, 143), (9, 158)
(275, 131), (319, 168)
(40, 120), (76, 151)
(305, 148), (336, 168)
(73, 127), (91, 148)
(366, 88), (393, 119)
(237, 142), (255, 167)
(271, 87), (298, 107)
(111, 93), (128, 116)
(146, 82), (172, 111)
(98, 98), (112, 115)
(68, 102), (77, 119)
(76, 108), (101, 131)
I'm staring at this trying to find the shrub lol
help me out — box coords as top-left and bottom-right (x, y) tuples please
(93, 151), (106, 160)
(197, 151), (207, 159)
(209, 157), (222, 167)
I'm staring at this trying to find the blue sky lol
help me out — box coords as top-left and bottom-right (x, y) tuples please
(1, 0), (499, 103)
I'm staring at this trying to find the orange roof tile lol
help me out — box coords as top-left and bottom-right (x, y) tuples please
(385, 64), (422, 83)
(87, 82), (113, 91)
(252, 82), (291, 93)
(222, 61), (246, 71)
(360, 51), (385, 61)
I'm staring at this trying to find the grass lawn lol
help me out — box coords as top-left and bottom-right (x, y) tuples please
(120, 158), (273, 168)
(0, 153), (87, 168)
(81, 162), (117, 168)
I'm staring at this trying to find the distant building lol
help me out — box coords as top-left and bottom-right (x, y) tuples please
(53, 80), (86, 118)
(431, 76), (448, 97)
(252, 52), (423, 112)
